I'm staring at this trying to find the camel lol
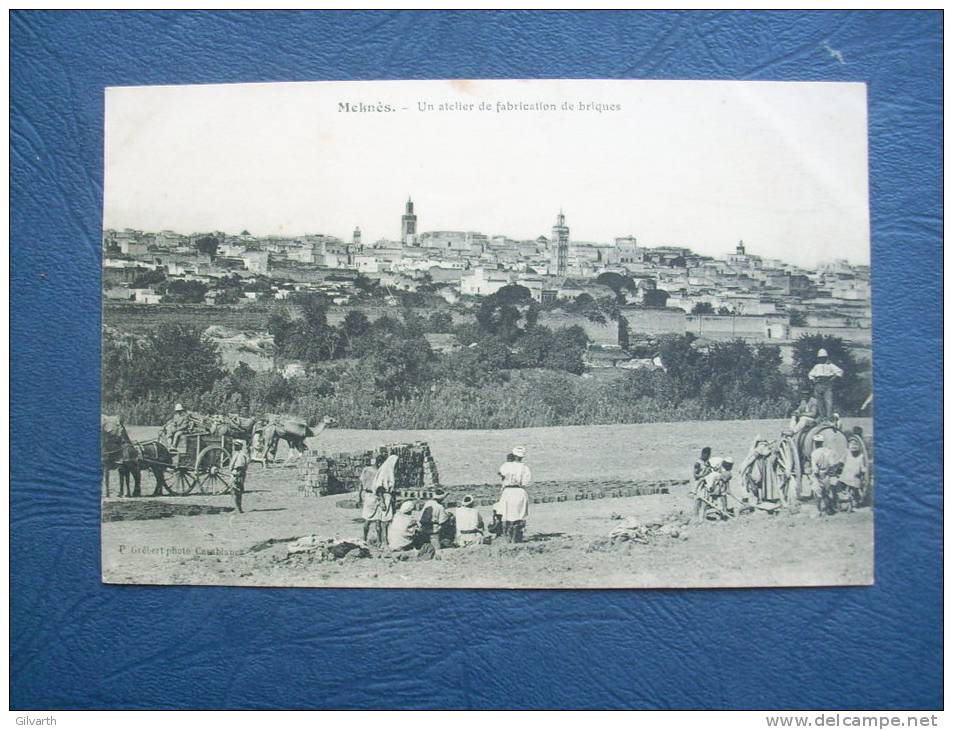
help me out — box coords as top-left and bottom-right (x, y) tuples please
(262, 416), (335, 463)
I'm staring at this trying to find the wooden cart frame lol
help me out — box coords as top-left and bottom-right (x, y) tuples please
(140, 432), (236, 496)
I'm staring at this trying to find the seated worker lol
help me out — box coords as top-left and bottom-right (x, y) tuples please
(165, 403), (192, 450)
(387, 501), (419, 552)
(454, 495), (486, 547)
(694, 457), (733, 523)
(788, 394), (820, 434)
(418, 490), (451, 553)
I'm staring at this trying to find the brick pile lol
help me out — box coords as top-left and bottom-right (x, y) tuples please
(300, 441), (440, 496)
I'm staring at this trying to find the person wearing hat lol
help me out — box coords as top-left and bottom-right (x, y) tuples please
(163, 402), (192, 451)
(694, 457), (734, 522)
(499, 447), (532, 488)
(809, 433), (842, 515)
(418, 489), (451, 553)
(837, 438), (868, 510)
(788, 389), (820, 434)
(808, 348), (844, 422)
(497, 448), (531, 542)
(228, 442), (250, 514)
(387, 500), (419, 552)
(454, 495), (486, 547)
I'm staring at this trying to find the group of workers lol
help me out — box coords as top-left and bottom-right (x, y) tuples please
(688, 346), (869, 519)
(357, 446), (533, 555)
(691, 428), (869, 521)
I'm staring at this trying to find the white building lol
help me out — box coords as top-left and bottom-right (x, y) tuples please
(460, 267), (515, 296)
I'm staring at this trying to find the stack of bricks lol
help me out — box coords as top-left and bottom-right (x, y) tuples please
(299, 441), (440, 497)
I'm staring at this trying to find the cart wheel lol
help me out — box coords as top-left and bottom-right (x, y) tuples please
(166, 467), (196, 496)
(195, 446), (233, 496)
(772, 436), (801, 505)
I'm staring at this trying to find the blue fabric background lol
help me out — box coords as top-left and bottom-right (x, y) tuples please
(10, 11), (942, 709)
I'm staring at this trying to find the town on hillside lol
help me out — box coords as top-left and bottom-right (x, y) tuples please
(102, 197), (871, 373)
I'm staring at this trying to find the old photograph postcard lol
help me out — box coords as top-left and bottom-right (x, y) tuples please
(100, 79), (873, 588)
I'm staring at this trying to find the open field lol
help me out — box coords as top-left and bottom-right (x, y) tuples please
(103, 418), (874, 589)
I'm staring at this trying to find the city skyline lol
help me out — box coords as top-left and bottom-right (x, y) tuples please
(104, 79), (871, 267)
(105, 201), (866, 271)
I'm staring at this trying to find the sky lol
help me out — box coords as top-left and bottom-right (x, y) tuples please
(104, 79), (871, 267)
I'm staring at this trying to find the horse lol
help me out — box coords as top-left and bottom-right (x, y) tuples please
(136, 440), (174, 496)
(116, 442), (142, 497)
(102, 415), (132, 498)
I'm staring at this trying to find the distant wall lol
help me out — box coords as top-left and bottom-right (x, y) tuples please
(619, 307), (687, 335)
(685, 314), (775, 340)
(104, 302), (286, 332)
(538, 311), (620, 346)
(789, 326), (873, 346)
(103, 302), (471, 333)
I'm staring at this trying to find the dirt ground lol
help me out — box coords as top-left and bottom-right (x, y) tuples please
(103, 418), (874, 589)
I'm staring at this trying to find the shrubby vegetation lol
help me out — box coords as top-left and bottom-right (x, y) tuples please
(103, 292), (868, 428)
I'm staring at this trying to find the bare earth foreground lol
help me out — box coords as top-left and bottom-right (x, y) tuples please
(103, 418), (874, 589)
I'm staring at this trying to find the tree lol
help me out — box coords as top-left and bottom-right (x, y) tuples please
(493, 283), (533, 305)
(341, 310), (371, 348)
(791, 334), (868, 415)
(596, 272), (636, 302)
(642, 289), (670, 308)
(158, 279), (208, 303)
(365, 334), (433, 400)
(131, 269), (166, 289)
(195, 234), (220, 259)
(476, 287), (538, 342)
(401, 307), (428, 337)
(103, 324), (223, 401)
(657, 334), (703, 400)
(691, 302), (715, 315)
(269, 296), (341, 363)
(788, 309), (807, 327)
(427, 310), (454, 333)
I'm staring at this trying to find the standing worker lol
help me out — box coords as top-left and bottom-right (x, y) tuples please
(496, 446), (531, 543)
(370, 454), (398, 550)
(358, 455), (383, 545)
(809, 434), (841, 516)
(229, 442), (250, 514)
(808, 348), (844, 421)
(692, 447), (713, 486)
(694, 457), (733, 522)
(837, 439), (869, 510)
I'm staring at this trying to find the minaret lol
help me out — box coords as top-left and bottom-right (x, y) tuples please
(737, 240), (746, 255)
(550, 209), (569, 276)
(401, 197), (418, 245)
(353, 226), (362, 247)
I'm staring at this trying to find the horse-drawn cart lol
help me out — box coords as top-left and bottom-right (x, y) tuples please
(139, 432), (237, 496)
